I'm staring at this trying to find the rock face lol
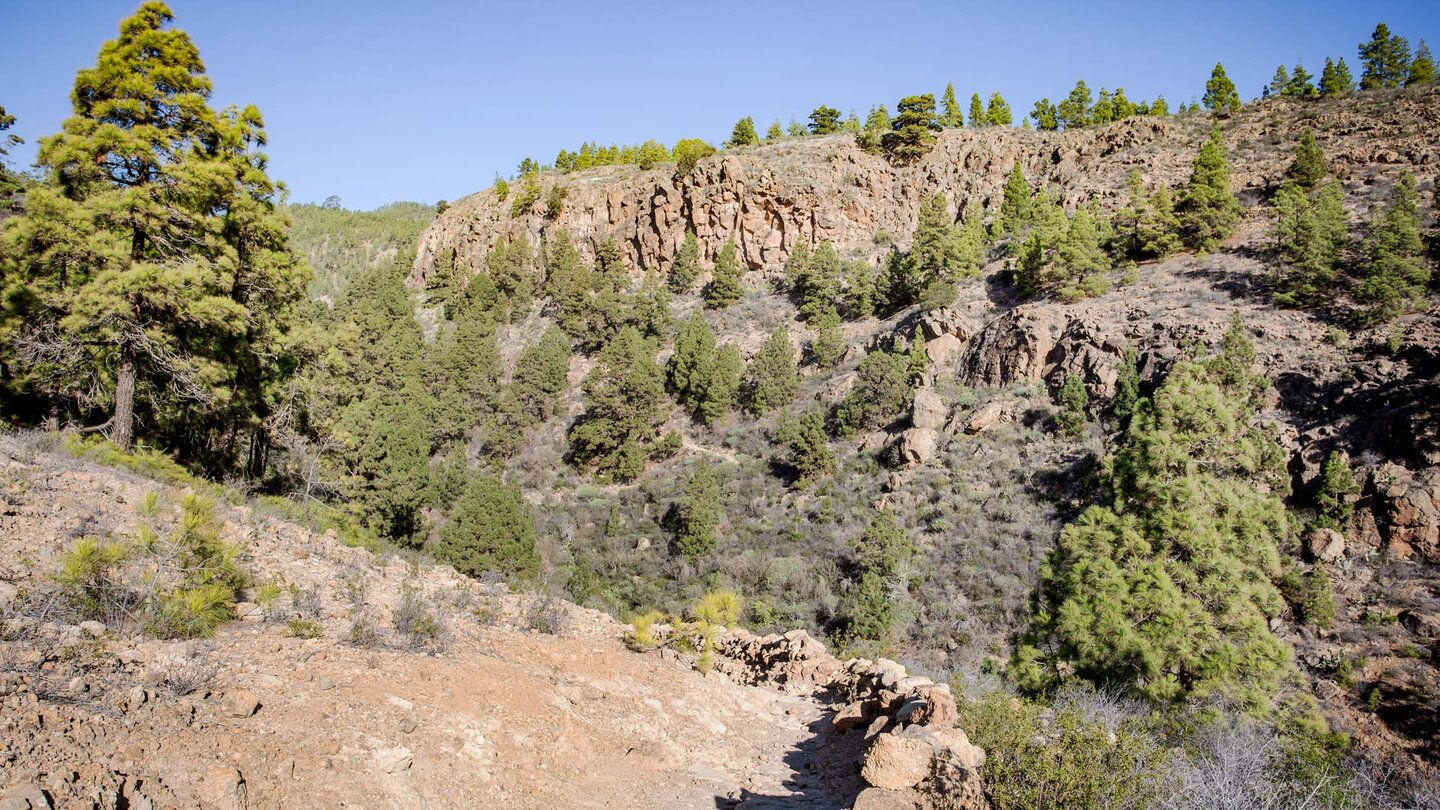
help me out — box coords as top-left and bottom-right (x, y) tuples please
(1366, 463), (1440, 562)
(411, 86), (1440, 290)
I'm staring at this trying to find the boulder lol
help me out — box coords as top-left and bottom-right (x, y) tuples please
(896, 428), (938, 466)
(916, 307), (970, 342)
(925, 333), (965, 366)
(861, 734), (934, 790)
(832, 701), (870, 731)
(910, 389), (947, 429)
(0, 785), (51, 810)
(1305, 528), (1346, 563)
(963, 401), (1007, 434)
(958, 306), (1066, 388)
(1369, 463), (1440, 562)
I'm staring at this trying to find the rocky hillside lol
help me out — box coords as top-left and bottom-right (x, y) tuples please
(0, 434), (985, 809)
(401, 83), (1440, 782)
(413, 85), (1439, 281)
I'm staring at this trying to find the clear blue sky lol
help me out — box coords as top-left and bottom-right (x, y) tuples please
(3, 1), (1437, 210)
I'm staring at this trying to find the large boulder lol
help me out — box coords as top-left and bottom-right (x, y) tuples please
(896, 428), (938, 466)
(958, 307), (1066, 388)
(1368, 463), (1440, 562)
(911, 389), (947, 429)
(861, 734), (934, 790)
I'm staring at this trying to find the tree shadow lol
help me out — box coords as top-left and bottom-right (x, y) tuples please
(712, 709), (868, 809)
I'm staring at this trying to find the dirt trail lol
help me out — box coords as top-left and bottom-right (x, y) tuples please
(0, 434), (864, 809)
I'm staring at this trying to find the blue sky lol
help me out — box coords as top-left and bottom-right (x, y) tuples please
(3, 1), (1437, 210)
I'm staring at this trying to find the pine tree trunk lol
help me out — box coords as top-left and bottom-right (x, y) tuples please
(113, 344), (137, 450)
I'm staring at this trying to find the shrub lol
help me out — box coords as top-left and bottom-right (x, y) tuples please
(672, 139), (716, 175)
(627, 609), (668, 650)
(154, 584), (234, 639)
(55, 538), (129, 622)
(393, 588), (444, 650)
(285, 618), (324, 639)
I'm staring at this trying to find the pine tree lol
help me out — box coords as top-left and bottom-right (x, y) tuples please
(669, 230), (701, 293)
(1287, 62), (1317, 97)
(833, 349), (910, 436)
(810, 313), (845, 368)
(1013, 323), (1299, 711)
(985, 93), (1013, 127)
(1286, 129), (1327, 190)
(1056, 374), (1089, 436)
(1092, 88), (1115, 124)
(1313, 450), (1358, 530)
(668, 313), (716, 407)
(436, 474), (538, 579)
(1271, 182), (1348, 307)
(765, 120), (784, 141)
(542, 230), (593, 337)
(842, 259), (876, 319)
(741, 328), (799, 414)
(1409, 39), (1437, 85)
(698, 343), (743, 425)
(1359, 23), (1412, 89)
(787, 118), (807, 137)
(509, 326), (571, 425)
(1177, 126), (1240, 252)
(1030, 98), (1059, 131)
(1057, 81), (1093, 129)
(842, 511), (912, 641)
(727, 116), (759, 148)
(968, 93), (985, 127)
(487, 235), (536, 319)
(777, 409), (834, 488)
(1112, 88), (1137, 120)
(941, 83), (964, 127)
(1356, 171), (1428, 323)
(808, 106), (842, 135)
(1112, 347), (1142, 426)
(704, 241), (744, 308)
(1137, 185), (1182, 259)
(1149, 95), (1171, 117)
(1203, 63), (1241, 115)
(672, 463), (721, 561)
(882, 94), (940, 163)
(1319, 57), (1356, 96)
(431, 300), (502, 444)
(1267, 65), (1291, 98)
(799, 241), (841, 322)
(568, 327), (668, 482)
(1055, 207), (1110, 300)
(1, 2), (307, 460)
(910, 194), (969, 289)
(999, 161), (1031, 236)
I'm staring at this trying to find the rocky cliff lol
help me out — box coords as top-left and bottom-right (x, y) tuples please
(412, 85), (1440, 284)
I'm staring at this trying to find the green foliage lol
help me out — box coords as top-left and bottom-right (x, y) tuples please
(431, 304), (501, 444)
(765, 120), (784, 141)
(672, 138), (716, 174)
(797, 242), (842, 323)
(881, 94), (940, 163)
(1271, 181), (1348, 307)
(727, 116), (759, 148)
(968, 93), (985, 127)
(669, 230), (701, 293)
(999, 162), (1031, 236)
(941, 83), (963, 127)
(842, 259), (876, 319)
(1177, 127), (1241, 252)
(554, 139), (671, 172)
(569, 327), (668, 482)
(510, 174), (541, 216)
(809, 315), (845, 368)
(1356, 171), (1428, 324)
(1015, 320), (1304, 714)
(1053, 207), (1111, 301)
(1202, 63), (1241, 115)
(1112, 170), (1181, 261)
(1289, 564), (1338, 629)
(55, 538), (129, 618)
(1112, 347), (1142, 426)
(1286, 130), (1328, 191)
(985, 93), (1013, 126)
(508, 326), (572, 427)
(1313, 451), (1359, 530)
(878, 194), (981, 313)
(1, 2), (309, 464)
(435, 473), (538, 579)
(698, 343), (743, 426)
(808, 105), (842, 135)
(959, 689), (1172, 810)
(1058, 81), (1093, 128)
(156, 584), (234, 639)
(1056, 375), (1089, 437)
(544, 184), (568, 219)
(288, 202), (436, 300)
(840, 511), (912, 642)
(1409, 39), (1436, 85)
(833, 349), (910, 437)
(704, 241), (744, 308)
(1319, 58), (1356, 96)
(1030, 98), (1059, 130)
(741, 328), (799, 414)
(285, 618), (324, 639)
(672, 463), (722, 561)
(668, 313), (717, 409)
(776, 409), (835, 488)
(1359, 23), (1412, 90)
